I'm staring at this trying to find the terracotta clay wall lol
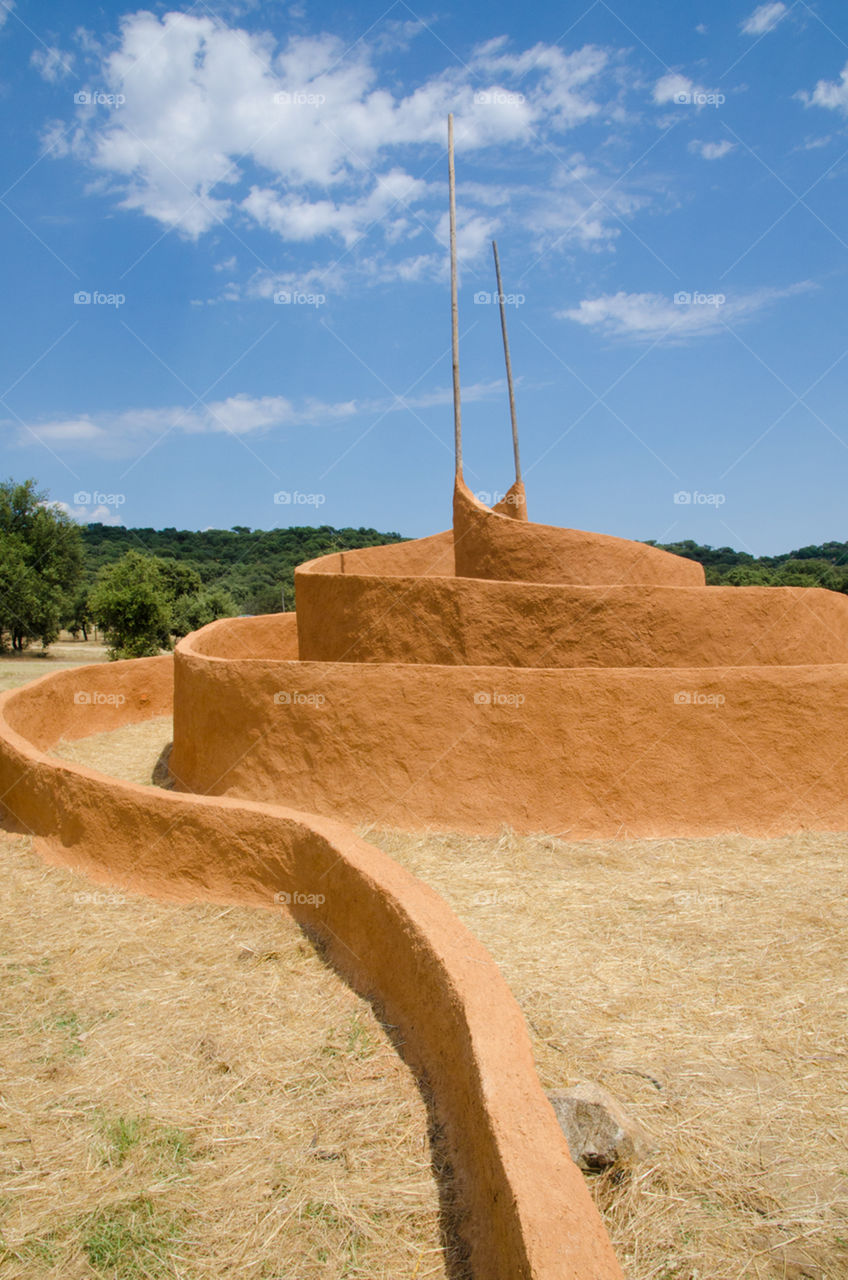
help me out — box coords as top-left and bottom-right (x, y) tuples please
(175, 481), (848, 836)
(294, 571), (848, 668)
(453, 477), (707, 586)
(172, 640), (848, 837)
(0, 659), (623, 1280)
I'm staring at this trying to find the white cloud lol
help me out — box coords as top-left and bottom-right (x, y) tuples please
(8, 381), (505, 454)
(559, 283), (811, 342)
(0, 2), (14, 31)
(57, 10), (628, 272)
(31, 46), (74, 82)
(801, 63), (848, 113)
(741, 3), (788, 36)
(653, 72), (703, 105)
(689, 139), (735, 160)
(53, 501), (123, 526)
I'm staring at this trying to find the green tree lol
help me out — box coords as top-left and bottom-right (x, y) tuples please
(155, 558), (202, 604)
(64, 587), (93, 640)
(89, 552), (172, 660)
(171, 587), (238, 638)
(0, 478), (82, 650)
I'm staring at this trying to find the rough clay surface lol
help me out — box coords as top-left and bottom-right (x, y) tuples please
(5, 482), (848, 1278)
(0, 655), (624, 1279)
(172, 477), (848, 839)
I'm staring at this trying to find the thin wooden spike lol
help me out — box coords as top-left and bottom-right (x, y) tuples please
(492, 239), (521, 484)
(448, 113), (462, 478)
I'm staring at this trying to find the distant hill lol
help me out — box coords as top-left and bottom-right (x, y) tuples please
(81, 524), (406, 615)
(80, 524), (848, 614)
(649, 539), (848, 592)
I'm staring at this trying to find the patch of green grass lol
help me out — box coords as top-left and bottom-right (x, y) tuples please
(79, 1195), (183, 1278)
(99, 1115), (194, 1169)
(0, 1231), (60, 1269)
(346, 1013), (374, 1060)
(102, 1114), (144, 1166)
(151, 1124), (193, 1165)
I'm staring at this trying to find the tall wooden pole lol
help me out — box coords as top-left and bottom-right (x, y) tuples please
(448, 114), (462, 478)
(492, 239), (521, 485)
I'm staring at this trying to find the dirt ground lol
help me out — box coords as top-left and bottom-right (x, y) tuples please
(2, 655), (847, 1279)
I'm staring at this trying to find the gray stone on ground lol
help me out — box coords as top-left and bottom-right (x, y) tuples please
(547, 1080), (652, 1172)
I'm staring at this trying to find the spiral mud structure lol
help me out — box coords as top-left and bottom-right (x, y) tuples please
(2, 478), (847, 1278)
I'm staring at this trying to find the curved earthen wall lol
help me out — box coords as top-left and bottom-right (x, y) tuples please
(173, 482), (848, 836)
(0, 659), (623, 1280)
(453, 477), (706, 586)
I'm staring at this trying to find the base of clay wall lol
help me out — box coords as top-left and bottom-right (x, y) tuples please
(0, 657), (623, 1280)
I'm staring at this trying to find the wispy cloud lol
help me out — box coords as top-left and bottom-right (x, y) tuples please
(559, 283), (812, 342)
(741, 3), (788, 36)
(7, 381), (505, 455)
(799, 62), (848, 113)
(689, 139), (735, 160)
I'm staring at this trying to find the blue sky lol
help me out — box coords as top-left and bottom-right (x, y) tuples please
(2, 0), (848, 554)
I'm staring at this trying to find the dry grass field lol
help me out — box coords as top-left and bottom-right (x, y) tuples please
(2, 653), (847, 1279)
(0, 827), (452, 1280)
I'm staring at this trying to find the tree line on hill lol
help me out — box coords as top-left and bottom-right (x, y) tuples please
(2, 476), (847, 660)
(0, 478), (402, 659)
(647, 538), (848, 589)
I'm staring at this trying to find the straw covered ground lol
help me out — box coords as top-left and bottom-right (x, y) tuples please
(2, 691), (847, 1279)
(374, 827), (848, 1280)
(0, 825), (452, 1279)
